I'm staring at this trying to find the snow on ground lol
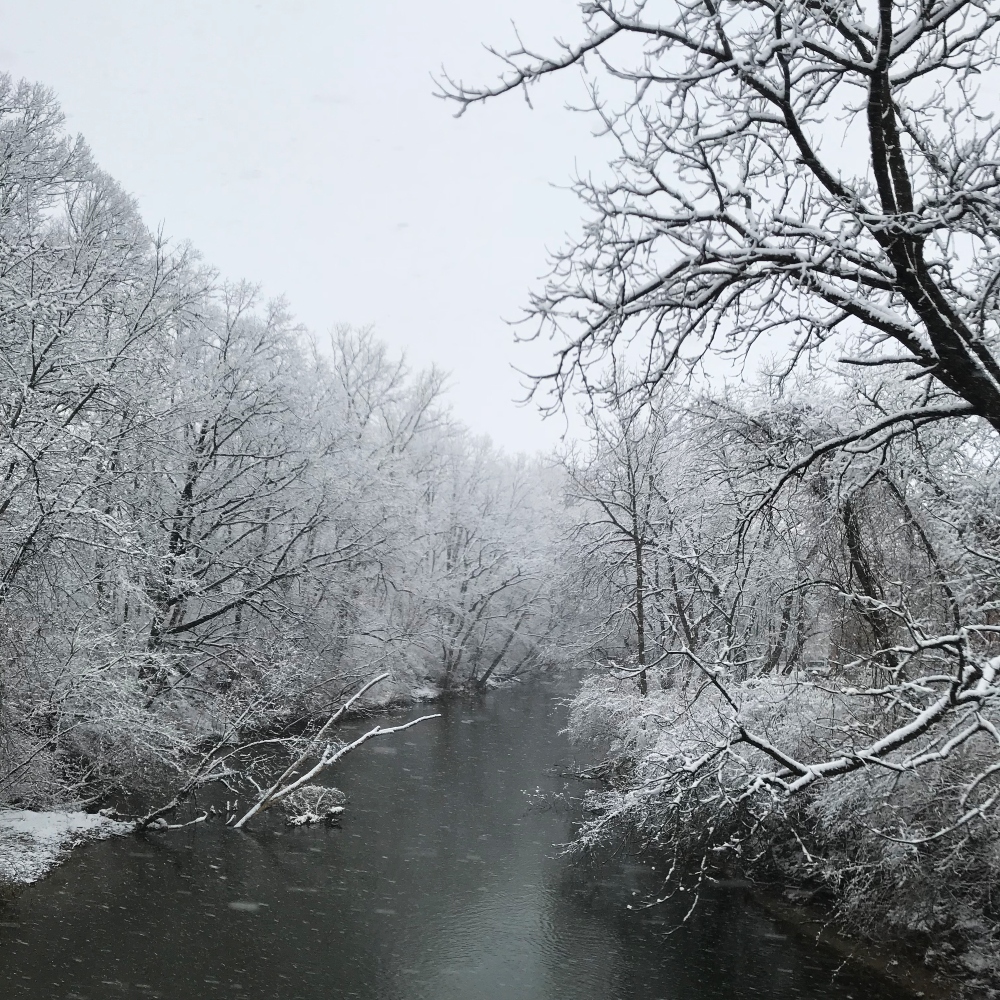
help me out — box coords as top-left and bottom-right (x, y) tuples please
(0, 810), (132, 886)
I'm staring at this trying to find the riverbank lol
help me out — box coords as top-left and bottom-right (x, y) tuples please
(0, 679), (447, 891)
(566, 673), (1000, 1000)
(0, 810), (131, 889)
(750, 883), (962, 1000)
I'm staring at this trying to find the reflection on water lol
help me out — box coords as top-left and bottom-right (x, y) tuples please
(0, 679), (915, 999)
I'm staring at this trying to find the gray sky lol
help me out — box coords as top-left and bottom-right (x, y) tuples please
(0, 0), (599, 453)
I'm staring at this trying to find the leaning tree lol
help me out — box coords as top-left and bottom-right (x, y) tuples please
(440, 1), (1000, 838)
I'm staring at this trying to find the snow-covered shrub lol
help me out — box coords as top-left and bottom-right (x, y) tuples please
(568, 666), (1000, 986)
(279, 784), (346, 826)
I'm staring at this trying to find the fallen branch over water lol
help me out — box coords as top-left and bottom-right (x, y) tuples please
(137, 672), (440, 833)
(233, 673), (439, 829)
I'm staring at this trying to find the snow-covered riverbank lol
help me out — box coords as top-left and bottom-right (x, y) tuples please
(0, 811), (131, 887)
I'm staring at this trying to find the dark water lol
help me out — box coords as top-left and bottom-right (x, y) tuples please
(0, 679), (917, 999)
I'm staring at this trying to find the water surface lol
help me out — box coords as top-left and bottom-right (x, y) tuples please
(0, 679), (917, 998)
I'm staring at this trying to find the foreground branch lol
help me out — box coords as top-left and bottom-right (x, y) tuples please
(233, 673), (439, 828)
(233, 715), (439, 829)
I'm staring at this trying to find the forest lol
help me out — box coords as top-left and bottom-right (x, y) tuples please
(0, 74), (579, 815)
(6, 0), (1000, 991)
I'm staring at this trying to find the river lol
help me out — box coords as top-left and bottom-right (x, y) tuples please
(0, 677), (922, 999)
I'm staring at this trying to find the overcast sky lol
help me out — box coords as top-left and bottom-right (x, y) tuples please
(0, 0), (601, 453)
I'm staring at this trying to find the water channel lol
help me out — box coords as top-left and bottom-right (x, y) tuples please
(1, 678), (920, 999)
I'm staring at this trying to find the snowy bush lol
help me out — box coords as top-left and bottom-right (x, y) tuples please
(279, 785), (347, 826)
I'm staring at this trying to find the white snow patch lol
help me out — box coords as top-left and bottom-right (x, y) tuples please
(0, 810), (132, 886)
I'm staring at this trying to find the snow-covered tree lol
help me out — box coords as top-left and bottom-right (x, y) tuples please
(443, 0), (1000, 833)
